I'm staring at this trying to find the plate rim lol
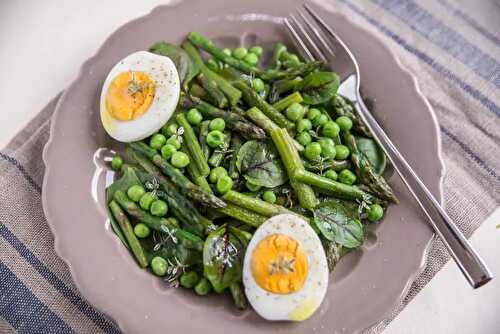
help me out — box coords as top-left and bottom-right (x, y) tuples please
(42, 1), (445, 332)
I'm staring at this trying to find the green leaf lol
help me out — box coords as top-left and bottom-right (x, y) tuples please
(105, 166), (143, 248)
(296, 71), (338, 91)
(149, 41), (199, 91)
(203, 225), (247, 293)
(321, 238), (352, 272)
(313, 200), (364, 248)
(106, 166), (142, 204)
(298, 72), (340, 105)
(322, 238), (342, 272)
(355, 136), (386, 175)
(236, 140), (288, 188)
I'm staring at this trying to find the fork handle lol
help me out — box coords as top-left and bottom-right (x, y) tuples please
(355, 94), (493, 288)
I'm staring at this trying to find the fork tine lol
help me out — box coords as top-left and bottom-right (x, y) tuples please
(297, 10), (335, 57)
(284, 18), (315, 62)
(289, 14), (327, 62)
(303, 4), (351, 56)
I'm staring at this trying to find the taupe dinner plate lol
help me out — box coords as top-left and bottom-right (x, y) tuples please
(42, 0), (444, 333)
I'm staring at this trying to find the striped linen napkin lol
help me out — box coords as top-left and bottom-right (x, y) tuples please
(1, 0), (499, 333)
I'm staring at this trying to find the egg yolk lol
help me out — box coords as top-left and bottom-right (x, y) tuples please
(251, 234), (308, 294)
(105, 71), (155, 121)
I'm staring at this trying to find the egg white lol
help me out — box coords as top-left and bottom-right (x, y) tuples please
(100, 51), (180, 142)
(242, 214), (329, 321)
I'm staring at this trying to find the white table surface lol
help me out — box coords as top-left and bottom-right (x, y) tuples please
(1, 1), (499, 333)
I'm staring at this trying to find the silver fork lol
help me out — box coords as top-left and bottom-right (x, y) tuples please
(285, 4), (493, 288)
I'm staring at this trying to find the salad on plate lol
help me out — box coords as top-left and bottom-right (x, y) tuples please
(101, 31), (397, 322)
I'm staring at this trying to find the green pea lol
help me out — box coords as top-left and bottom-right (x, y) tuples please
(296, 118), (312, 133)
(206, 58), (220, 72)
(161, 123), (178, 137)
(319, 138), (336, 159)
(180, 271), (200, 288)
(166, 136), (181, 150)
(194, 277), (212, 295)
(139, 192), (156, 210)
(338, 169), (357, 185)
(209, 166), (228, 183)
(336, 116), (353, 131)
(111, 156), (123, 171)
(150, 199), (168, 217)
(243, 53), (259, 66)
(304, 142), (322, 161)
(322, 121), (340, 138)
(324, 170), (338, 181)
(127, 185), (146, 202)
(216, 175), (233, 194)
(249, 46), (263, 57)
(252, 78), (265, 93)
(367, 203), (384, 223)
(307, 108), (321, 120)
(171, 151), (190, 168)
(150, 133), (167, 150)
(288, 54), (300, 64)
(206, 130), (225, 148)
(246, 180), (262, 192)
(233, 47), (248, 59)
(285, 103), (305, 121)
(186, 108), (203, 125)
(209, 118), (226, 132)
(262, 190), (277, 204)
(134, 223), (151, 238)
(312, 114), (328, 127)
(296, 131), (312, 146)
(160, 144), (177, 159)
(335, 144), (350, 160)
(151, 256), (168, 276)
(167, 217), (179, 227)
(222, 48), (232, 56)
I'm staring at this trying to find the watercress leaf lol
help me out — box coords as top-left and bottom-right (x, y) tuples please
(203, 225), (246, 293)
(236, 140), (288, 188)
(313, 200), (364, 248)
(355, 136), (386, 175)
(149, 41), (199, 91)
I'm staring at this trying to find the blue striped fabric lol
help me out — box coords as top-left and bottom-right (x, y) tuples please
(340, 0), (500, 118)
(371, 0), (500, 87)
(0, 262), (76, 334)
(0, 221), (120, 334)
(436, 0), (500, 46)
(1, 1), (499, 334)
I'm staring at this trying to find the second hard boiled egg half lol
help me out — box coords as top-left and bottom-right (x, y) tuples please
(243, 214), (329, 321)
(100, 51), (180, 142)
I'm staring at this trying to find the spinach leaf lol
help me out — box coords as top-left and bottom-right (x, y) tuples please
(314, 200), (364, 248)
(149, 41), (199, 91)
(105, 166), (143, 248)
(236, 140), (288, 188)
(297, 72), (340, 105)
(296, 71), (338, 91)
(106, 165), (141, 204)
(355, 136), (386, 175)
(203, 225), (247, 293)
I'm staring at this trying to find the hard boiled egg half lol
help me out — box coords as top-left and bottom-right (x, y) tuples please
(243, 214), (329, 321)
(100, 51), (180, 142)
